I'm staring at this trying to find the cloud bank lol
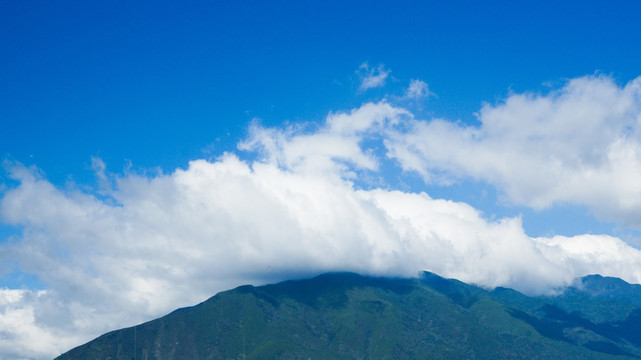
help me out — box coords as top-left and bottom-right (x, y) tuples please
(387, 75), (641, 227)
(2, 74), (641, 359)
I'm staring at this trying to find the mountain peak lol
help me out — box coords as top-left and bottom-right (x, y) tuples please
(56, 272), (641, 360)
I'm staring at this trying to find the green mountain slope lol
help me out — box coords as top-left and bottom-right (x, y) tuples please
(55, 272), (641, 360)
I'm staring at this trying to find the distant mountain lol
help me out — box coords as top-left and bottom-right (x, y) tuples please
(55, 272), (641, 360)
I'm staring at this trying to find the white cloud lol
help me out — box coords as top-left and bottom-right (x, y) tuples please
(3, 96), (641, 359)
(405, 79), (433, 100)
(386, 75), (641, 228)
(0, 289), (84, 360)
(238, 102), (411, 176)
(357, 62), (390, 92)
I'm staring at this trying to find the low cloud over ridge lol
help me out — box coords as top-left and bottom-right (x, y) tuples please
(2, 74), (641, 359)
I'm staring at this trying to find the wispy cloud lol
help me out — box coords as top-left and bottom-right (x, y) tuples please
(357, 62), (390, 92)
(405, 79), (433, 100)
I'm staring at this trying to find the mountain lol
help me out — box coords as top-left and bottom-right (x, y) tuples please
(55, 272), (641, 360)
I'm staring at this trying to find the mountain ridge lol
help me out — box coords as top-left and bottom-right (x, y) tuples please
(55, 272), (641, 360)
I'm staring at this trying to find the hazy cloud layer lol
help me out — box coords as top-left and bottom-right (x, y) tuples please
(2, 74), (641, 359)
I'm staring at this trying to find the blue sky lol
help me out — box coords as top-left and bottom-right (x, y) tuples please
(3, 2), (641, 359)
(4, 1), (640, 179)
(4, 1), (641, 236)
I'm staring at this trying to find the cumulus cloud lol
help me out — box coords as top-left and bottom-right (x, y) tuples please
(357, 62), (390, 92)
(3, 75), (641, 359)
(238, 102), (411, 176)
(386, 75), (641, 228)
(0, 289), (84, 360)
